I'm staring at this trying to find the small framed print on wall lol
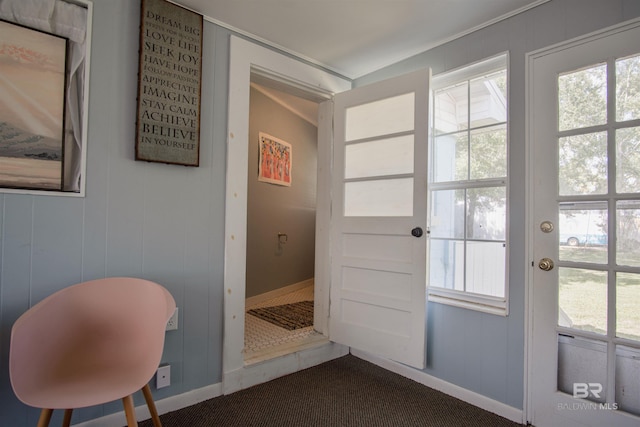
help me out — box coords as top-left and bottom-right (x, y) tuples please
(258, 132), (292, 187)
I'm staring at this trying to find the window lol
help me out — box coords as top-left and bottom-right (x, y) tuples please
(428, 54), (508, 315)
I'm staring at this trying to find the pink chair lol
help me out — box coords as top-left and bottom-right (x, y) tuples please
(9, 277), (176, 427)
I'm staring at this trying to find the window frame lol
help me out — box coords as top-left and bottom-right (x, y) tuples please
(427, 53), (510, 316)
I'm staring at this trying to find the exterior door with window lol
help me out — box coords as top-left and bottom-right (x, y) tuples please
(529, 20), (640, 426)
(330, 69), (430, 369)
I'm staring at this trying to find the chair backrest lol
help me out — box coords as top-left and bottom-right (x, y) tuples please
(9, 277), (176, 409)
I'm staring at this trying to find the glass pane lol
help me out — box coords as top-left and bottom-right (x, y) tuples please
(616, 55), (640, 122)
(558, 63), (607, 131)
(434, 82), (468, 134)
(344, 178), (413, 217)
(558, 202), (608, 264)
(616, 273), (640, 341)
(470, 124), (506, 180)
(466, 187), (506, 240)
(429, 239), (464, 291)
(558, 267), (607, 335)
(432, 132), (467, 182)
(430, 190), (464, 239)
(558, 335), (607, 403)
(466, 241), (505, 297)
(616, 127), (640, 194)
(617, 200), (640, 267)
(345, 135), (414, 179)
(469, 70), (507, 128)
(616, 345), (640, 415)
(558, 132), (608, 196)
(345, 93), (414, 141)
(430, 189), (465, 239)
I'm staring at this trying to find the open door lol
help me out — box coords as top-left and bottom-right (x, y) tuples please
(330, 69), (430, 369)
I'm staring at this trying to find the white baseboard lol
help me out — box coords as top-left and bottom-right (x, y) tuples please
(351, 349), (524, 425)
(245, 278), (313, 307)
(72, 383), (223, 427)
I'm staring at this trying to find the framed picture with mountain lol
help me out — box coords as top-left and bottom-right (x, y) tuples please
(0, 19), (68, 191)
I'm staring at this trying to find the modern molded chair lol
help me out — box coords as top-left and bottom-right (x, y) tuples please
(9, 277), (176, 427)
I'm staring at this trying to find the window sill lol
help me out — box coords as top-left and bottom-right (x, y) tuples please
(428, 288), (508, 316)
(0, 188), (84, 197)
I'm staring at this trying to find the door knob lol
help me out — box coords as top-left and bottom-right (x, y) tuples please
(540, 221), (554, 233)
(538, 258), (554, 271)
(411, 227), (423, 238)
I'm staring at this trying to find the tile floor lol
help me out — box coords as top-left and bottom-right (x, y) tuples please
(244, 285), (326, 364)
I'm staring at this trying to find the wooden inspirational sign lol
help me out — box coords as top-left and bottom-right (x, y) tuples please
(135, 0), (202, 166)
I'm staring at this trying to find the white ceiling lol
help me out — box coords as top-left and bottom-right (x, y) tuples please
(175, 0), (548, 79)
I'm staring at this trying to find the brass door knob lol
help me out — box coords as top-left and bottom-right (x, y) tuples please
(538, 258), (554, 271)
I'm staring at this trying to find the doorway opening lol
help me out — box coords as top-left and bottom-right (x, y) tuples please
(244, 75), (327, 364)
(223, 35), (350, 394)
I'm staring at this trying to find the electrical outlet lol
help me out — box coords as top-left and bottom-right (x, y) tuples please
(156, 364), (170, 389)
(166, 307), (178, 331)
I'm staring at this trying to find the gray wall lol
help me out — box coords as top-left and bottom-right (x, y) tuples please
(1, 0), (639, 425)
(0, 0), (229, 424)
(246, 87), (317, 298)
(355, 0), (640, 410)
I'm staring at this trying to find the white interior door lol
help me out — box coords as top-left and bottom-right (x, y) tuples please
(529, 19), (640, 427)
(330, 69), (430, 369)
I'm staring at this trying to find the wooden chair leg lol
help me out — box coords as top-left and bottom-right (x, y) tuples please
(37, 409), (53, 427)
(62, 409), (73, 427)
(142, 383), (162, 427)
(122, 394), (138, 427)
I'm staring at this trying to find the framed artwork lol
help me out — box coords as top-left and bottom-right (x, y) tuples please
(135, 0), (203, 166)
(0, 19), (68, 191)
(258, 132), (292, 187)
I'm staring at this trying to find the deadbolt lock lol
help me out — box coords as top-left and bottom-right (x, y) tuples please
(540, 221), (554, 233)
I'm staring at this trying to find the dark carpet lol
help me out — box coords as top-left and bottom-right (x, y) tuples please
(138, 354), (523, 426)
(247, 300), (314, 330)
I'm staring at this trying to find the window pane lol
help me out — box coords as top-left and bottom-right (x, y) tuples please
(558, 132), (608, 196)
(616, 126), (640, 194)
(466, 241), (505, 297)
(558, 335), (607, 403)
(616, 55), (640, 122)
(469, 70), (507, 128)
(616, 346), (640, 415)
(434, 82), (467, 134)
(345, 135), (414, 179)
(558, 267), (607, 335)
(344, 178), (413, 217)
(616, 273), (640, 342)
(432, 132), (467, 182)
(558, 202), (608, 264)
(558, 63), (607, 131)
(345, 93), (414, 141)
(466, 187), (506, 240)
(617, 200), (640, 267)
(470, 124), (506, 180)
(430, 189), (464, 239)
(429, 239), (464, 291)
